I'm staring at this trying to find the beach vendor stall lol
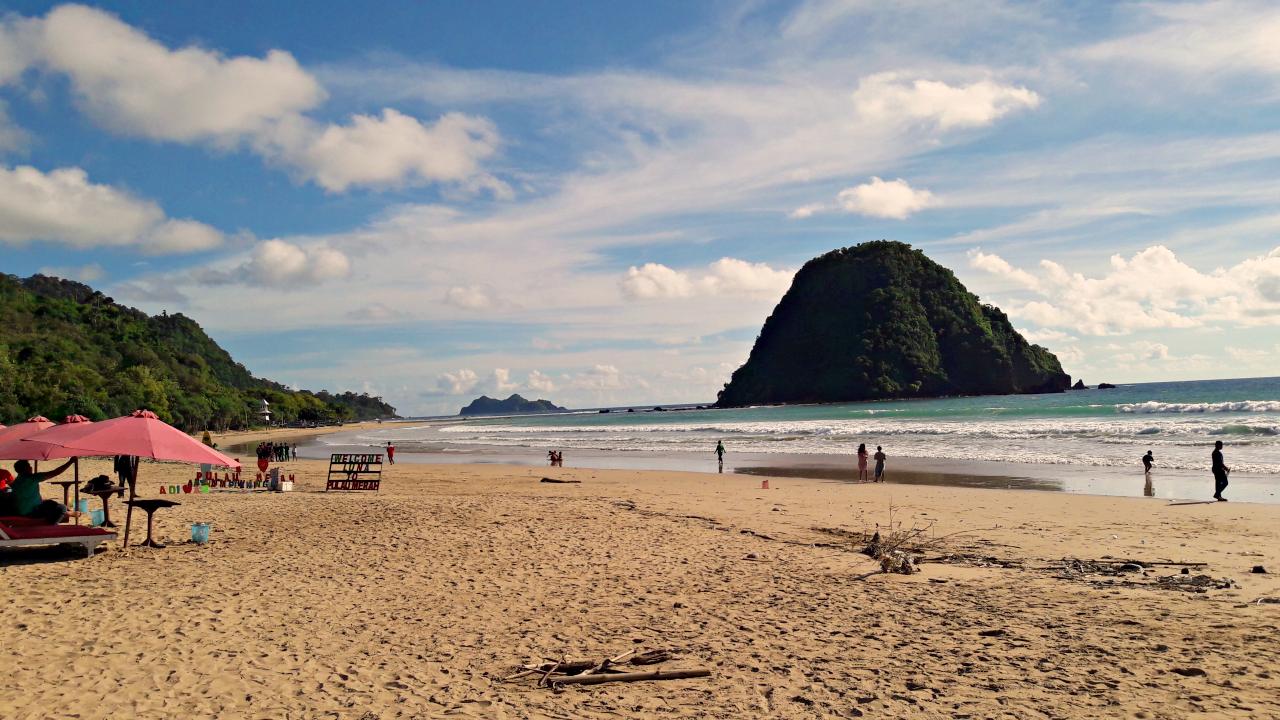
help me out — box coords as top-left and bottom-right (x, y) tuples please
(23, 410), (240, 547)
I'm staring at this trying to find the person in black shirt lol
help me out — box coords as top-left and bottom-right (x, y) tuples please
(1211, 441), (1229, 501)
(1142, 450), (1154, 474)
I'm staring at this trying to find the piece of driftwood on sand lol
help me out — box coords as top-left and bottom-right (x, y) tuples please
(551, 669), (712, 686)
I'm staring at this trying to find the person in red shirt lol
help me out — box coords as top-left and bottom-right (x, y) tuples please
(386, 442), (395, 465)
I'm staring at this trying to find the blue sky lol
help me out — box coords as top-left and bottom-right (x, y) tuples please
(3, 1), (1280, 415)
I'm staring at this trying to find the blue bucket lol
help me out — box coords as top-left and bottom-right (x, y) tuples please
(190, 522), (211, 544)
(88, 509), (105, 527)
(76, 498), (90, 513)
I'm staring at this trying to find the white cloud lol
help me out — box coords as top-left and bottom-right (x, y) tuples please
(836, 177), (934, 219)
(969, 245), (1280, 335)
(1079, 1), (1280, 81)
(621, 258), (792, 300)
(145, 219), (225, 254)
(36, 4), (322, 142)
(0, 103), (27, 151)
(3, 5), (503, 193)
(491, 368), (518, 394)
(968, 249), (1040, 290)
(247, 240), (350, 284)
(37, 262), (104, 283)
(701, 258), (794, 295)
(0, 165), (223, 253)
(195, 239), (351, 286)
(443, 284), (496, 309)
(788, 203), (824, 219)
(570, 364), (625, 390)
(621, 263), (695, 299)
(852, 73), (1041, 130)
(435, 369), (480, 396)
(526, 370), (556, 393)
(260, 110), (505, 193)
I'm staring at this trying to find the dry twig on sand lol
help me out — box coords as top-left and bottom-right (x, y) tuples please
(504, 648), (704, 689)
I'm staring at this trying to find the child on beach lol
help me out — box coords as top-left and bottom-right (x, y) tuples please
(1142, 450), (1154, 474)
(856, 443), (869, 482)
(715, 440), (725, 472)
(873, 446), (886, 482)
(386, 442), (395, 465)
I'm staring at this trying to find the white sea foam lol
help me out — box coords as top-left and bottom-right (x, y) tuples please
(1117, 400), (1280, 414)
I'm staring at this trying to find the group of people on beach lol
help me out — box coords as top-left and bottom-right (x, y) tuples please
(713, 440), (888, 481)
(547, 450), (563, 467)
(1139, 440), (1233, 501)
(256, 442), (295, 463)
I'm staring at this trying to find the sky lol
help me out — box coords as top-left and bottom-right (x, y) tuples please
(2, 1), (1280, 416)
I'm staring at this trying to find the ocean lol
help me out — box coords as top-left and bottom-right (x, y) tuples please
(344, 377), (1280, 475)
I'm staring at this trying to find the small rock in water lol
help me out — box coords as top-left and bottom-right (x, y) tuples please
(1251, 565), (1267, 574)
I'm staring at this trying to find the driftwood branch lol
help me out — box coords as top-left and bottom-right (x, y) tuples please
(552, 668), (711, 686)
(540, 478), (581, 484)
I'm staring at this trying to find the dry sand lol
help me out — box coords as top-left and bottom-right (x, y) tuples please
(3, 454), (1279, 719)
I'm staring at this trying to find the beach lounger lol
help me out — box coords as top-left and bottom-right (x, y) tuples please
(0, 516), (116, 559)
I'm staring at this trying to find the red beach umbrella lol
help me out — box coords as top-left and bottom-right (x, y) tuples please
(0, 416), (56, 443)
(0, 415), (97, 525)
(0, 415), (94, 461)
(30, 410), (240, 468)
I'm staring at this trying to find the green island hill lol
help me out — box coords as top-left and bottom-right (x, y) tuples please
(716, 241), (1071, 407)
(0, 274), (396, 430)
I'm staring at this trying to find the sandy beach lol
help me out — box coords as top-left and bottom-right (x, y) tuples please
(3, 450), (1279, 719)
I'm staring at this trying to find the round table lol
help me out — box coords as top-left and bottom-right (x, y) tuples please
(48, 480), (79, 522)
(86, 487), (122, 528)
(125, 498), (180, 548)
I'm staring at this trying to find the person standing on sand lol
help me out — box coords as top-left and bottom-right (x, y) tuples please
(1142, 450), (1154, 474)
(1211, 440), (1229, 501)
(873, 446), (886, 482)
(386, 442), (395, 465)
(856, 443), (869, 482)
(715, 440), (725, 472)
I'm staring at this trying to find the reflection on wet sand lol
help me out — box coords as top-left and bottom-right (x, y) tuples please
(733, 464), (1066, 492)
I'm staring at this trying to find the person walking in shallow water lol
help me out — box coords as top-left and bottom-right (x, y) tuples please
(715, 440), (726, 473)
(1211, 440), (1230, 501)
(856, 443), (869, 482)
(1142, 450), (1154, 474)
(873, 446), (886, 482)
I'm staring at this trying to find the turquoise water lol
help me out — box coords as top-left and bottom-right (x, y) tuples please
(372, 377), (1280, 474)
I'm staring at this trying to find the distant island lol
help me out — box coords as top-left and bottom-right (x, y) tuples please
(716, 241), (1071, 407)
(0, 274), (397, 430)
(459, 394), (568, 416)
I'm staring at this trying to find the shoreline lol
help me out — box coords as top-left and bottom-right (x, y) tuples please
(298, 427), (1280, 504)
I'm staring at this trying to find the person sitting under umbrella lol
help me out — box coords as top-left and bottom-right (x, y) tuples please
(5, 459), (76, 523)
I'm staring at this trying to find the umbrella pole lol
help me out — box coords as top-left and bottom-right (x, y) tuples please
(122, 457), (138, 546)
(73, 458), (80, 526)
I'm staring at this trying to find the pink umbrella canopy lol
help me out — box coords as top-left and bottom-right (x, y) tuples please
(0, 416), (56, 444)
(0, 415), (94, 461)
(27, 410), (240, 468)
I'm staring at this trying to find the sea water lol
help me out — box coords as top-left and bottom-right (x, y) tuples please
(362, 377), (1280, 475)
